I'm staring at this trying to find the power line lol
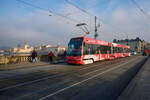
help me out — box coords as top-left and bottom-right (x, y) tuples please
(65, 0), (91, 16)
(65, 0), (103, 22)
(65, 0), (103, 38)
(65, 0), (144, 40)
(16, 0), (80, 23)
(16, 0), (51, 12)
(131, 0), (150, 22)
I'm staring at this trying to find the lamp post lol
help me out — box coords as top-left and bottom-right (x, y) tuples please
(94, 16), (100, 39)
(94, 16), (98, 39)
(76, 23), (89, 36)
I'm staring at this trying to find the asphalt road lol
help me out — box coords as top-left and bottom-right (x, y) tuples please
(0, 56), (146, 100)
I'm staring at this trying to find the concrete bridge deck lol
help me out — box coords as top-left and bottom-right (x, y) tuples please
(0, 56), (149, 100)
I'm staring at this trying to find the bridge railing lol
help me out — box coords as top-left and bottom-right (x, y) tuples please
(0, 55), (64, 65)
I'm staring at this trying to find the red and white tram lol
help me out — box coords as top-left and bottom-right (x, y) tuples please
(67, 37), (131, 64)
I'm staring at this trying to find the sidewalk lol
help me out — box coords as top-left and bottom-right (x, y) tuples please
(0, 62), (50, 71)
(0, 59), (66, 71)
(118, 57), (150, 100)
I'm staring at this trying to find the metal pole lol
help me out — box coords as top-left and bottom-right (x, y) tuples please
(127, 35), (128, 45)
(94, 16), (98, 39)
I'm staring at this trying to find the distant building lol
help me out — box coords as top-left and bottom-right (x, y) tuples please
(11, 47), (18, 53)
(18, 43), (33, 53)
(34, 46), (42, 51)
(38, 45), (67, 56)
(113, 37), (147, 53)
(2, 42), (67, 56)
(0, 50), (4, 56)
(10, 42), (33, 55)
(48, 46), (66, 56)
(0, 50), (4, 53)
(34, 44), (52, 51)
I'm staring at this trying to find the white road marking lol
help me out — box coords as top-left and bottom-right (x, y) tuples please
(0, 62), (104, 92)
(14, 62), (106, 99)
(39, 58), (138, 100)
(80, 67), (105, 77)
(79, 63), (103, 71)
(81, 58), (137, 77)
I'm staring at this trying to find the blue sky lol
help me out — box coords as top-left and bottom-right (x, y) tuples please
(0, 0), (150, 47)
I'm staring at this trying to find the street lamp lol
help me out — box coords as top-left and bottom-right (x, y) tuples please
(76, 23), (90, 36)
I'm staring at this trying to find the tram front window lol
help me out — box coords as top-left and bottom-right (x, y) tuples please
(67, 38), (83, 56)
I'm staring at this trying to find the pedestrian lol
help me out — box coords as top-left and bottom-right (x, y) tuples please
(49, 51), (54, 64)
(64, 50), (67, 57)
(63, 50), (67, 61)
(32, 50), (37, 63)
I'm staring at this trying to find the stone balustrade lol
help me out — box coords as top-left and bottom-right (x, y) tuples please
(0, 55), (64, 65)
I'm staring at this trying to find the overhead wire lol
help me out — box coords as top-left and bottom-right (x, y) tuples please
(16, 0), (80, 24)
(65, 0), (109, 37)
(65, 0), (133, 40)
(131, 0), (150, 22)
(65, 0), (104, 23)
(16, 0), (50, 12)
(65, 0), (91, 16)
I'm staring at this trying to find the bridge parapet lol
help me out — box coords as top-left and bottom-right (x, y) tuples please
(0, 55), (64, 65)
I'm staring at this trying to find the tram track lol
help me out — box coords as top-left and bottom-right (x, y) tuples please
(0, 57), (135, 92)
(15, 57), (140, 100)
(0, 56), (138, 100)
(0, 57), (133, 90)
(38, 58), (139, 100)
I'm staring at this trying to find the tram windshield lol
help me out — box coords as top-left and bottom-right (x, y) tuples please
(67, 38), (83, 56)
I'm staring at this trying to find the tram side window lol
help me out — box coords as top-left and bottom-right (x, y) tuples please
(84, 43), (90, 55)
(117, 47), (120, 53)
(124, 48), (127, 53)
(97, 45), (101, 53)
(118, 48), (120, 53)
(123, 48), (125, 53)
(84, 43), (100, 55)
(84, 43), (112, 55)
(84, 43), (94, 55)
(113, 47), (123, 53)
(126, 48), (128, 53)
(100, 45), (111, 54)
(90, 44), (95, 54)
(107, 46), (111, 53)
(113, 47), (117, 53)
(100, 46), (104, 54)
(92, 44), (98, 54)
(119, 47), (123, 53)
(121, 48), (123, 53)
(124, 48), (130, 53)
(127, 48), (130, 53)
(90, 44), (98, 54)
(117, 48), (119, 53)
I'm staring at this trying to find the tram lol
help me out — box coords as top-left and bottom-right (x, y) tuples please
(67, 37), (131, 64)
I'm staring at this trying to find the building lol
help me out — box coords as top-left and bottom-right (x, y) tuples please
(18, 43), (33, 53)
(38, 45), (67, 56)
(113, 37), (147, 53)
(0, 50), (4, 56)
(10, 42), (33, 55)
(11, 47), (18, 53)
(48, 46), (66, 56)
(6, 42), (66, 56)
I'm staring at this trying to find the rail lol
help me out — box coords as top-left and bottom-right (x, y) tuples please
(0, 55), (64, 65)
